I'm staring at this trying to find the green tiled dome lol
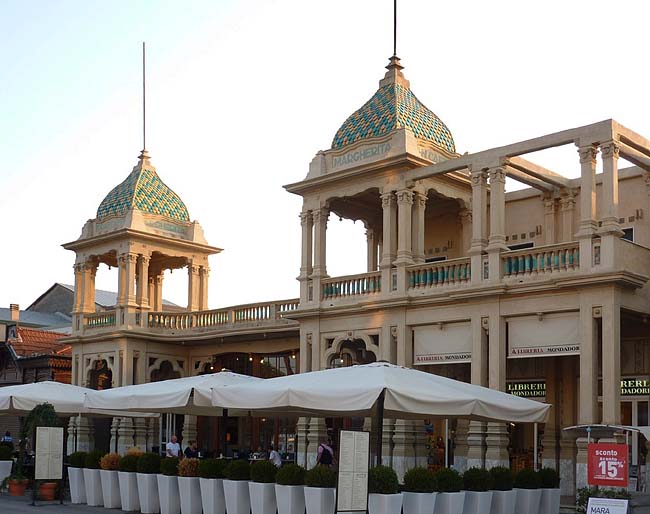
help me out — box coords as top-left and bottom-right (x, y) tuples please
(97, 164), (190, 222)
(332, 82), (455, 153)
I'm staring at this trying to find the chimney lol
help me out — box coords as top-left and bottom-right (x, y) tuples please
(9, 304), (19, 322)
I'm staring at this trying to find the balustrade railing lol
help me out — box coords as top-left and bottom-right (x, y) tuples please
(502, 242), (579, 278)
(85, 310), (116, 329)
(408, 258), (471, 290)
(322, 272), (381, 300)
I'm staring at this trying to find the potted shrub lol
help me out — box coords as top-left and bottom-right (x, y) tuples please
(83, 449), (105, 506)
(305, 465), (337, 514)
(100, 452), (121, 508)
(462, 468), (493, 514)
(433, 468), (464, 514)
(368, 465), (402, 514)
(276, 463), (307, 514)
(118, 451), (142, 512)
(158, 457), (181, 514)
(223, 460), (251, 514)
(199, 458), (227, 514)
(0, 445), (13, 484)
(488, 466), (515, 514)
(250, 460), (278, 514)
(402, 467), (437, 514)
(137, 452), (162, 514)
(538, 468), (560, 514)
(513, 469), (541, 514)
(67, 451), (87, 503)
(178, 458), (202, 514)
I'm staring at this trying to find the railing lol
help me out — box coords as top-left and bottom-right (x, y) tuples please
(322, 272), (381, 300)
(408, 257), (471, 289)
(147, 299), (300, 330)
(502, 242), (579, 278)
(85, 310), (116, 329)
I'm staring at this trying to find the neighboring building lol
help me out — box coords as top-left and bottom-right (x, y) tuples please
(0, 303), (71, 333)
(62, 52), (650, 502)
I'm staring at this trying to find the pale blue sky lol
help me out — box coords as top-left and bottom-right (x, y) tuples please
(2, 0), (650, 310)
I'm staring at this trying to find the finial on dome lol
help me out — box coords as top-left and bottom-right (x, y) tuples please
(379, 55), (410, 89)
(138, 148), (151, 165)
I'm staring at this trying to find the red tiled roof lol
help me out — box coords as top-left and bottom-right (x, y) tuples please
(8, 328), (72, 358)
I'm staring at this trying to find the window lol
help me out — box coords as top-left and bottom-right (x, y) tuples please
(622, 227), (634, 242)
(425, 256), (448, 263)
(508, 242), (534, 251)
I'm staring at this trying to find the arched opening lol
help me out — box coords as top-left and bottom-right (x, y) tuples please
(88, 359), (112, 453)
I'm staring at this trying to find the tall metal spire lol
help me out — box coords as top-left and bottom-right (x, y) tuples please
(393, 0), (397, 57)
(142, 41), (146, 152)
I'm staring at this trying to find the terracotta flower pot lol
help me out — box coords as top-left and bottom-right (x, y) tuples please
(39, 482), (58, 501)
(9, 478), (28, 497)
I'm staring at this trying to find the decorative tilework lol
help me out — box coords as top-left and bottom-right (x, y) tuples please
(331, 83), (455, 153)
(96, 167), (190, 221)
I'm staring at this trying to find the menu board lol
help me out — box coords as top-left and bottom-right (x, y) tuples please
(336, 431), (369, 513)
(35, 427), (64, 480)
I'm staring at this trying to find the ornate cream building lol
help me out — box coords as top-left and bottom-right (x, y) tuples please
(63, 54), (650, 497)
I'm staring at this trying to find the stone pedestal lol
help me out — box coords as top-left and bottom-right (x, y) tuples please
(484, 422), (509, 469)
(453, 420), (469, 472)
(75, 416), (94, 452)
(575, 437), (589, 492)
(413, 422), (428, 468)
(118, 418), (134, 454)
(134, 418), (148, 451)
(296, 417), (310, 468)
(466, 421), (486, 470)
(307, 418), (327, 469)
(182, 415), (198, 447)
(541, 427), (558, 470)
(392, 420), (415, 481)
(382, 419), (394, 468)
(559, 439), (576, 497)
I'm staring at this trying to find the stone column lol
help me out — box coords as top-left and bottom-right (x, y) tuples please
(599, 141), (624, 268)
(380, 191), (397, 292)
(299, 211), (313, 302)
(199, 266), (210, 310)
(459, 209), (472, 257)
(486, 167), (508, 282)
(395, 189), (414, 266)
(454, 419), (470, 472)
(560, 357), (577, 497)
(81, 262), (97, 313)
(467, 315), (488, 468)
(365, 226), (378, 272)
(152, 274), (164, 311)
(312, 207), (329, 278)
(601, 293), (621, 424)
(72, 263), (83, 313)
(136, 254), (150, 310)
(296, 417), (310, 468)
(485, 314), (509, 468)
(559, 192), (576, 243)
(118, 253), (137, 306)
(543, 195), (557, 245)
(541, 358), (558, 469)
(75, 416), (94, 452)
(307, 417), (327, 469)
(117, 418), (135, 454)
(187, 263), (200, 311)
(392, 420), (415, 481)
(411, 191), (427, 264)
(182, 415), (198, 448)
(134, 418), (148, 451)
(146, 418), (156, 452)
(575, 144), (598, 270)
(469, 169), (488, 284)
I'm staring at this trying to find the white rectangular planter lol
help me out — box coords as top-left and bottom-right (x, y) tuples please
(489, 490), (516, 514)
(200, 477), (226, 514)
(158, 474), (181, 514)
(434, 492), (465, 514)
(368, 493), (404, 514)
(68, 467), (86, 504)
(223, 480), (251, 514)
(402, 491), (436, 514)
(539, 488), (560, 514)
(83, 468), (104, 507)
(250, 481), (278, 514)
(118, 471), (140, 512)
(0, 461), (12, 484)
(137, 473), (161, 514)
(100, 469), (122, 509)
(513, 489), (541, 514)
(463, 491), (492, 514)
(179, 476), (203, 514)
(304, 486), (336, 514)
(276, 484), (306, 514)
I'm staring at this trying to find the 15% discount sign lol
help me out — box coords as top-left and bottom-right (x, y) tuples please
(587, 443), (628, 487)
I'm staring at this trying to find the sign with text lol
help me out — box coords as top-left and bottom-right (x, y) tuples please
(413, 323), (472, 365)
(507, 380), (546, 398)
(586, 497), (629, 514)
(588, 443), (628, 487)
(621, 378), (650, 396)
(336, 430), (369, 513)
(35, 427), (64, 480)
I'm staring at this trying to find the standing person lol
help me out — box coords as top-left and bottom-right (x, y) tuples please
(184, 440), (199, 459)
(268, 444), (282, 468)
(1, 431), (12, 444)
(316, 438), (335, 468)
(166, 435), (181, 458)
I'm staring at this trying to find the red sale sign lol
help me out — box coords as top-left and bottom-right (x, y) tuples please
(587, 443), (628, 487)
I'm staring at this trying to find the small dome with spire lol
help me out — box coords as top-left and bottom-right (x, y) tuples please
(96, 150), (190, 222)
(331, 56), (455, 154)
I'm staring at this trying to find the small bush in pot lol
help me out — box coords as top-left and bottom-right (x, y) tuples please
(513, 469), (540, 489)
(100, 453), (120, 471)
(463, 467), (493, 492)
(226, 459), (251, 481)
(251, 460), (277, 483)
(224, 459), (252, 514)
(199, 458), (227, 479)
(305, 465), (336, 488)
(118, 454), (140, 512)
(137, 453), (161, 514)
(100, 452), (121, 508)
(513, 469), (542, 514)
(179, 458), (200, 477)
(538, 468), (559, 488)
(538, 468), (561, 514)
(137, 453), (161, 474)
(403, 467), (436, 493)
(119, 454), (139, 473)
(277, 463), (306, 486)
(84, 449), (104, 470)
(435, 468), (463, 493)
(83, 449), (105, 506)
(178, 458), (202, 514)
(160, 457), (179, 476)
(489, 467), (513, 491)
(368, 465), (399, 494)
(68, 451), (87, 468)
(68, 452), (87, 503)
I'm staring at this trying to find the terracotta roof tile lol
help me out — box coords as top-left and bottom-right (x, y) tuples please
(8, 328), (71, 358)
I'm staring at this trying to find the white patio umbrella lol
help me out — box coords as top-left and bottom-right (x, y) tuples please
(206, 362), (551, 463)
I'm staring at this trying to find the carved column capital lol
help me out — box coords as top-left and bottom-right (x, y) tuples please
(559, 192), (576, 211)
(543, 195), (557, 214)
(381, 191), (396, 208)
(600, 140), (620, 159)
(299, 211), (313, 226)
(488, 166), (506, 184)
(395, 189), (414, 205)
(470, 169), (488, 186)
(312, 207), (329, 225)
(577, 144), (598, 165)
(459, 208), (472, 224)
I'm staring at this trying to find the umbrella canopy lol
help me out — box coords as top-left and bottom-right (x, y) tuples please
(206, 362), (551, 424)
(84, 371), (259, 416)
(0, 381), (155, 417)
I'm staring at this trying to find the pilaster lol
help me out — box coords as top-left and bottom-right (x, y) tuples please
(575, 144), (598, 270)
(394, 189), (414, 266)
(136, 254), (150, 310)
(299, 211), (314, 302)
(486, 167), (507, 282)
(543, 195), (557, 245)
(599, 141), (624, 268)
(469, 169), (488, 284)
(365, 226), (378, 271)
(485, 313), (508, 468)
(411, 191), (427, 264)
(601, 292), (621, 424)
(199, 266), (210, 310)
(187, 263), (200, 311)
(380, 191), (397, 293)
(311, 207), (329, 278)
(559, 191), (576, 243)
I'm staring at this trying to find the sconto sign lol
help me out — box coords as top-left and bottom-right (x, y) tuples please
(506, 381), (546, 398)
(587, 443), (628, 487)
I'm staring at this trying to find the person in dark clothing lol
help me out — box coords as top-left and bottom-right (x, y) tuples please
(316, 439), (335, 467)
(184, 440), (199, 459)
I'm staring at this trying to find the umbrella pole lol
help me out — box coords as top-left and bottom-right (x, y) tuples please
(444, 419), (449, 468)
(376, 390), (385, 467)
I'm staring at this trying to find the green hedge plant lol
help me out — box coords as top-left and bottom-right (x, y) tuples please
(435, 468), (463, 493)
(68, 452), (87, 468)
(305, 465), (337, 488)
(368, 465), (398, 495)
(489, 467), (513, 491)
(538, 468), (560, 488)
(463, 467), (493, 492)
(199, 459), (228, 479)
(226, 460), (251, 481)
(403, 467), (436, 493)
(118, 454), (139, 473)
(160, 457), (179, 476)
(137, 453), (161, 474)
(250, 460), (278, 483)
(276, 463), (306, 486)
(84, 449), (105, 470)
(513, 469), (540, 489)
